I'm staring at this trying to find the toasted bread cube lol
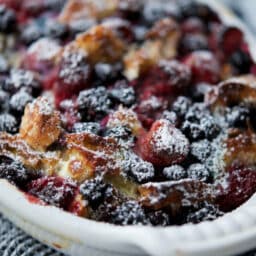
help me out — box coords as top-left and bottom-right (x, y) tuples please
(59, 0), (119, 23)
(76, 24), (126, 64)
(20, 97), (62, 151)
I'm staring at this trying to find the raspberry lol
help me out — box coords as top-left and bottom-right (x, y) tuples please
(217, 167), (256, 212)
(139, 119), (189, 166)
(77, 87), (112, 121)
(27, 176), (77, 210)
(187, 163), (211, 183)
(72, 122), (100, 135)
(110, 201), (148, 225)
(183, 50), (220, 84)
(219, 26), (244, 56)
(163, 165), (187, 181)
(55, 49), (91, 105)
(0, 156), (29, 187)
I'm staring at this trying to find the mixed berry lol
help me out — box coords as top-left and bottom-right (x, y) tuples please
(0, 0), (256, 227)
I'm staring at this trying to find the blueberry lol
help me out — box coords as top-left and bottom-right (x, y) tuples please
(69, 19), (97, 36)
(179, 34), (208, 55)
(186, 202), (223, 224)
(200, 115), (220, 140)
(229, 50), (252, 74)
(80, 177), (110, 209)
(0, 90), (9, 112)
(0, 55), (9, 73)
(94, 63), (122, 84)
(4, 69), (41, 96)
(172, 96), (192, 118)
(105, 125), (133, 143)
(162, 111), (178, 126)
(110, 201), (148, 225)
(77, 87), (112, 121)
(190, 140), (212, 162)
(147, 210), (171, 226)
(72, 122), (100, 134)
(21, 22), (43, 45)
(187, 163), (211, 183)
(163, 165), (187, 181)
(0, 155), (29, 187)
(44, 20), (69, 39)
(10, 90), (33, 116)
(109, 80), (135, 107)
(185, 103), (209, 122)
(0, 113), (18, 134)
(226, 106), (249, 128)
(182, 121), (205, 141)
(0, 5), (16, 33)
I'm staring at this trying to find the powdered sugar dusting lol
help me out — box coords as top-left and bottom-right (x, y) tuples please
(151, 119), (189, 157)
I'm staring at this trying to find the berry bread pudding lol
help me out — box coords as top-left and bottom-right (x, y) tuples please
(0, 0), (256, 227)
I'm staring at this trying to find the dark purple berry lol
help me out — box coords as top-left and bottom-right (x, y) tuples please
(190, 140), (212, 162)
(179, 34), (208, 55)
(0, 4), (16, 33)
(229, 50), (252, 74)
(72, 122), (100, 134)
(185, 103), (209, 122)
(80, 177), (110, 209)
(182, 121), (205, 141)
(172, 96), (192, 118)
(0, 155), (29, 187)
(163, 165), (187, 181)
(147, 210), (171, 226)
(0, 89), (9, 111)
(187, 163), (211, 183)
(105, 125), (133, 145)
(0, 55), (9, 73)
(4, 69), (41, 96)
(186, 202), (223, 224)
(21, 22), (43, 45)
(200, 115), (220, 140)
(109, 80), (135, 107)
(10, 90), (33, 116)
(77, 87), (112, 121)
(94, 63), (122, 84)
(110, 201), (148, 225)
(0, 113), (18, 134)
(162, 111), (178, 126)
(44, 20), (69, 39)
(226, 106), (249, 128)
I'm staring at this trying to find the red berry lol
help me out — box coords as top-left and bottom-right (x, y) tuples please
(181, 18), (205, 34)
(183, 50), (220, 84)
(138, 119), (189, 166)
(220, 26), (244, 56)
(216, 167), (256, 212)
(27, 176), (78, 210)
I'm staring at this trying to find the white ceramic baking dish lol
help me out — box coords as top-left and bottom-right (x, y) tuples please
(1, 1), (256, 256)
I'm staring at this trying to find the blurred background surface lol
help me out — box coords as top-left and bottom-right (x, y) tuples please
(222, 0), (256, 34)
